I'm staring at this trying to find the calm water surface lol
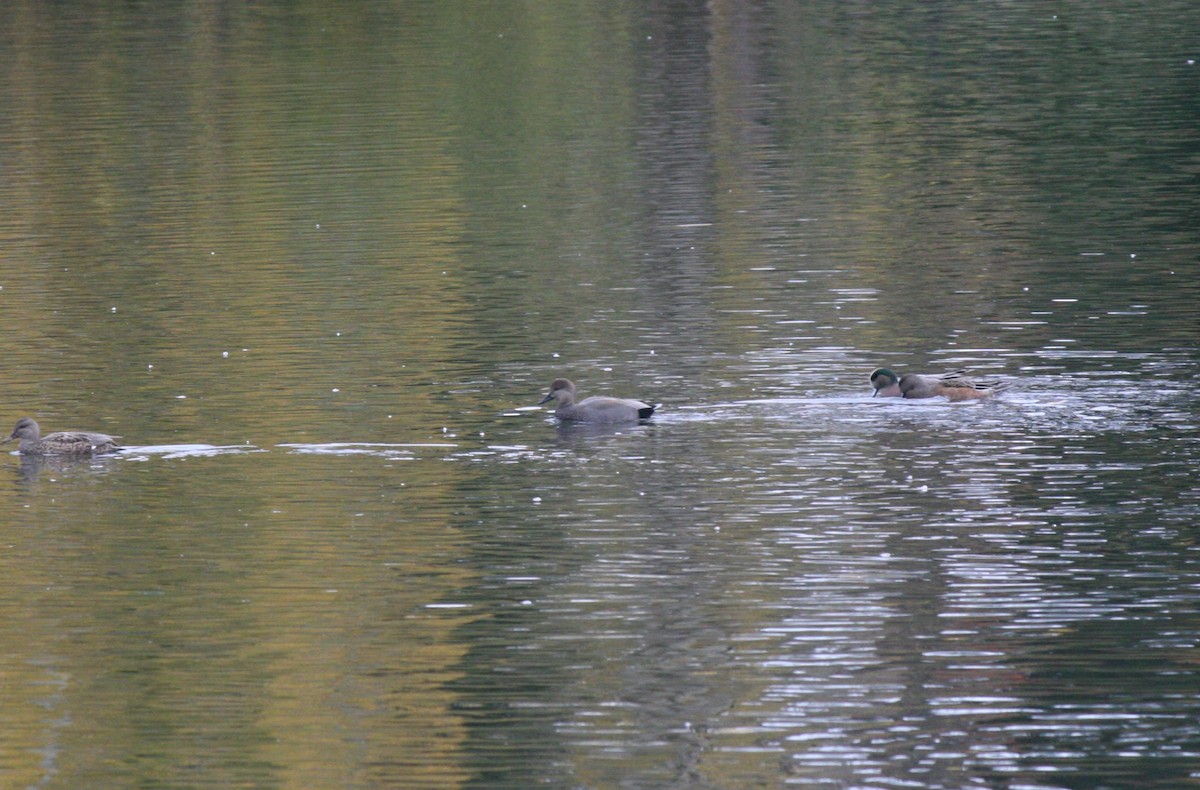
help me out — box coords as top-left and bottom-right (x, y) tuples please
(1, 2), (1197, 788)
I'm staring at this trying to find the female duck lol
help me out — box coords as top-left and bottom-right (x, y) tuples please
(2, 417), (122, 456)
(538, 379), (658, 423)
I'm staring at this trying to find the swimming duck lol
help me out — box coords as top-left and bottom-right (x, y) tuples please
(870, 368), (1009, 401)
(2, 417), (122, 456)
(538, 378), (658, 423)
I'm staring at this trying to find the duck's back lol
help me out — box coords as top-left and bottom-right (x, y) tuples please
(564, 396), (656, 423)
(900, 371), (1005, 400)
(34, 430), (122, 455)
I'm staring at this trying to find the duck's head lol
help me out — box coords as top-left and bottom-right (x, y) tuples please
(869, 368), (901, 397)
(538, 378), (576, 405)
(2, 417), (40, 444)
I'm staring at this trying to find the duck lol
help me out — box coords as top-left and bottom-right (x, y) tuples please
(538, 378), (658, 423)
(2, 417), (122, 456)
(870, 368), (1009, 401)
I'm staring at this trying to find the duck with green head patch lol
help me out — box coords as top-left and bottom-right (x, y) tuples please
(870, 368), (1009, 401)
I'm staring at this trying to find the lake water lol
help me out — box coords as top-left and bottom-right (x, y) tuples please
(1, 2), (1197, 788)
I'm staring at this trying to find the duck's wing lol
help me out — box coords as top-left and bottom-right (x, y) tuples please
(48, 431), (122, 448)
(937, 371), (1008, 393)
(936, 370), (995, 390)
(576, 396), (655, 422)
(934, 370), (971, 385)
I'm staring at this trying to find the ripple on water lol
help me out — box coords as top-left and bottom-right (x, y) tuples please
(120, 444), (265, 460)
(278, 442), (458, 459)
(490, 358), (1199, 785)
